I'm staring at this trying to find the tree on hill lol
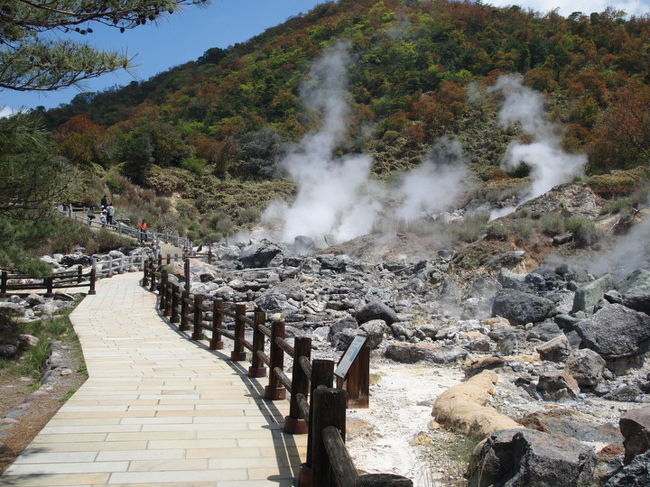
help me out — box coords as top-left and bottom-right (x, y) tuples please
(0, 0), (208, 91)
(0, 0), (208, 273)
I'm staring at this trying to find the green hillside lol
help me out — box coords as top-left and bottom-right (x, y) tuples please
(43, 0), (650, 241)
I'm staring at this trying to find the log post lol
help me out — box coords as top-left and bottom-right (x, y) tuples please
(157, 254), (162, 266)
(192, 294), (203, 341)
(77, 265), (82, 284)
(149, 265), (157, 292)
(44, 276), (54, 298)
(180, 290), (190, 331)
(88, 266), (97, 295)
(0, 270), (8, 297)
(170, 283), (180, 323)
(208, 246), (213, 264)
(230, 304), (247, 361)
(166, 254), (171, 265)
(164, 281), (173, 317)
(210, 300), (224, 350)
(107, 256), (113, 278)
(142, 259), (150, 287)
(285, 336), (311, 434)
(184, 258), (190, 291)
(264, 320), (287, 400)
(299, 359), (335, 487)
(159, 270), (168, 311)
(248, 309), (267, 378)
(312, 387), (347, 487)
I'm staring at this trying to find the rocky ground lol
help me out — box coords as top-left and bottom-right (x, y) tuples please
(162, 183), (650, 486)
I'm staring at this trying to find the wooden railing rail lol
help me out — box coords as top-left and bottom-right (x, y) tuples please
(142, 255), (412, 487)
(1, 266), (97, 297)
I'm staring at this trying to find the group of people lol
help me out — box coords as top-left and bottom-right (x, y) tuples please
(86, 195), (116, 227)
(85, 195), (149, 244)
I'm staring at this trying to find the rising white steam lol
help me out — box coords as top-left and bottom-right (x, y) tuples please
(395, 138), (468, 223)
(489, 75), (586, 217)
(262, 42), (382, 243)
(261, 43), (469, 245)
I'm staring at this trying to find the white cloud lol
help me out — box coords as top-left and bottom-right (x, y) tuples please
(485, 0), (649, 16)
(0, 106), (20, 118)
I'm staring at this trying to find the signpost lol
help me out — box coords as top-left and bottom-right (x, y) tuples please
(335, 335), (370, 408)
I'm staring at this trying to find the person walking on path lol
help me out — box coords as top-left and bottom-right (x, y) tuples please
(107, 204), (115, 225)
(100, 195), (108, 209)
(100, 210), (107, 227)
(86, 207), (94, 226)
(139, 219), (148, 243)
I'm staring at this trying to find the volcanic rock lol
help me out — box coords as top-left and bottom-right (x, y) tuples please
(0, 302), (26, 316)
(355, 301), (399, 325)
(536, 372), (580, 401)
(385, 343), (467, 364)
(575, 304), (650, 369)
(618, 269), (650, 294)
(604, 449), (650, 487)
(620, 406), (650, 464)
(467, 428), (596, 487)
(536, 334), (571, 362)
(238, 241), (282, 268)
(565, 348), (607, 389)
(317, 254), (349, 272)
(491, 289), (556, 326)
(0, 344), (18, 359)
(572, 274), (615, 314)
(519, 410), (622, 444)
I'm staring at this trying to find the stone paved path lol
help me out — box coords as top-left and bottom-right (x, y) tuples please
(1, 272), (305, 486)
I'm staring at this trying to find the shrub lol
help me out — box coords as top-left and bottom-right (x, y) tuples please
(180, 156), (207, 176)
(566, 217), (600, 248)
(450, 213), (489, 243)
(538, 214), (566, 235)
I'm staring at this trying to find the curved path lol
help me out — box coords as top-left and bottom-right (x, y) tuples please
(1, 272), (305, 486)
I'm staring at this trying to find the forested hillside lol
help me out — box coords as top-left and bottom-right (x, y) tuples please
(43, 0), (650, 241)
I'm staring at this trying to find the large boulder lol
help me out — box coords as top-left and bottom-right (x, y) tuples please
(355, 301), (399, 325)
(385, 343), (467, 364)
(467, 429), (596, 487)
(606, 290), (650, 315)
(317, 254), (349, 272)
(575, 304), (650, 365)
(491, 289), (556, 326)
(619, 407), (650, 465)
(565, 349), (607, 389)
(238, 241), (282, 268)
(59, 254), (93, 267)
(618, 269), (650, 294)
(536, 372), (580, 401)
(536, 334), (571, 362)
(572, 274), (614, 314)
(432, 371), (521, 436)
(604, 449), (650, 487)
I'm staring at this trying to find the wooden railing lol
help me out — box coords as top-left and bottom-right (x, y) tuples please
(1, 266), (97, 297)
(143, 256), (413, 487)
(58, 205), (192, 253)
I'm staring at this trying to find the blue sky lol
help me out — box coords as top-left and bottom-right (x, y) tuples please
(1, 0), (327, 111)
(1, 0), (648, 113)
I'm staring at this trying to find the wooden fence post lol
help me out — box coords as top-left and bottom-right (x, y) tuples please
(180, 290), (190, 331)
(184, 258), (190, 291)
(231, 304), (247, 361)
(44, 276), (54, 298)
(159, 270), (168, 312)
(170, 283), (180, 323)
(157, 254), (162, 266)
(210, 300), (224, 350)
(0, 271), (7, 297)
(265, 320), (287, 400)
(299, 359), (335, 487)
(164, 281), (173, 317)
(77, 265), (82, 284)
(208, 246), (213, 264)
(142, 259), (150, 287)
(88, 266), (97, 295)
(107, 256), (113, 278)
(285, 336), (311, 434)
(192, 294), (203, 340)
(149, 265), (157, 293)
(312, 387), (347, 487)
(248, 309), (267, 378)
(166, 254), (171, 265)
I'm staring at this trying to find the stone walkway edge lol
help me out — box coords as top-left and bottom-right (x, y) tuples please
(1, 272), (305, 487)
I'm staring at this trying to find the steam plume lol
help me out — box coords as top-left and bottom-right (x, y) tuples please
(489, 75), (587, 217)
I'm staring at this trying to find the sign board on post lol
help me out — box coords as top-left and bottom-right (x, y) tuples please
(334, 335), (370, 409)
(334, 335), (368, 380)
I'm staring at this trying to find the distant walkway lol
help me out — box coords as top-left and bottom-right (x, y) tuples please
(1, 272), (305, 486)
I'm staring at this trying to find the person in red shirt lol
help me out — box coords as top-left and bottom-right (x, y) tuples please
(139, 219), (148, 243)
